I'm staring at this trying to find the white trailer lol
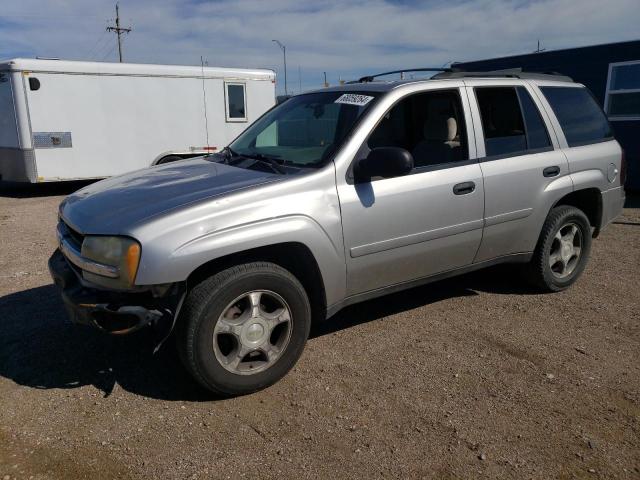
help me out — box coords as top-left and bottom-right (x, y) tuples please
(0, 59), (276, 182)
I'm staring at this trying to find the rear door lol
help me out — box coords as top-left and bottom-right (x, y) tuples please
(337, 85), (485, 296)
(536, 84), (621, 192)
(465, 80), (573, 262)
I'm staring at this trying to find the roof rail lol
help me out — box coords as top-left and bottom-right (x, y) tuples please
(356, 67), (451, 83)
(432, 68), (573, 82)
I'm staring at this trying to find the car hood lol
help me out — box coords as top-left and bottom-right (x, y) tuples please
(60, 158), (282, 234)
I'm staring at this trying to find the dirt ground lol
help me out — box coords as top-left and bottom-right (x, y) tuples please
(0, 181), (638, 480)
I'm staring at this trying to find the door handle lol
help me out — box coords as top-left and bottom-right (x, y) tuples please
(543, 166), (560, 177)
(453, 181), (475, 195)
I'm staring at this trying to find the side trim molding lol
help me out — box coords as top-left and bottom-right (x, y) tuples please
(350, 218), (484, 258)
(484, 208), (533, 227)
(326, 252), (533, 318)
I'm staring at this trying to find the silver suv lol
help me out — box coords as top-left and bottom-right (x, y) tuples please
(49, 70), (626, 395)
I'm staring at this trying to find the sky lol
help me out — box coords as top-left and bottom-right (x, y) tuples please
(1, 0), (639, 95)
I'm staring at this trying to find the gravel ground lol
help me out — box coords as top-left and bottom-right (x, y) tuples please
(0, 181), (638, 480)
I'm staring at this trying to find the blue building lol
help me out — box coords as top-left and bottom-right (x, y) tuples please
(456, 40), (640, 191)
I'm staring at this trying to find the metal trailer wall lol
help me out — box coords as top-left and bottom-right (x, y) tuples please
(0, 59), (276, 182)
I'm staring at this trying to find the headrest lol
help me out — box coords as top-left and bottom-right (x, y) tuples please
(423, 115), (457, 142)
(423, 97), (458, 142)
(446, 117), (457, 142)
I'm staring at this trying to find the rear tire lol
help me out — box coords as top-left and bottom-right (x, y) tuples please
(177, 262), (311, 396)
(526, 205), (592, 292)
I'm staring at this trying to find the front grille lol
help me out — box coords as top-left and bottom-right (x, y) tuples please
(60, 220), (85, 251)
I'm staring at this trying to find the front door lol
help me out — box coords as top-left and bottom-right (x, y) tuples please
(337, 87), (485, 296)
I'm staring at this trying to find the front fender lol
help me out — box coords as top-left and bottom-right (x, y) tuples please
(136, 215), (347, 308)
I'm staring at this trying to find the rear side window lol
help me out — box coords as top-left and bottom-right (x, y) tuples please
(517, 87), (551, 150)
(541, 86), (612, 147)
(475, 87), (550, 157)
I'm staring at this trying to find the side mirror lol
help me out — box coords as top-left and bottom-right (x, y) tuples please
(355, 147), (414, 181)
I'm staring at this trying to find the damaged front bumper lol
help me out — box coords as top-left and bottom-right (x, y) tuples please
(48, 249), (185, 337)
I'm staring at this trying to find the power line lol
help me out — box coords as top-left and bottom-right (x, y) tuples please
(85, 30), (110, 59)
(93, 34), (116, 60)
(100, 43), (117, 62)
(106, 3), (131, 63)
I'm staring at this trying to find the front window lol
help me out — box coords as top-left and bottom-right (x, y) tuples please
(229, 91), (379, 169)
(366, 89), (469, 168)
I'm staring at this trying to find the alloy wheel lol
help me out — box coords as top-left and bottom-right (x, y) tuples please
(213, 290), (293, 375)
(548, 222), (583, 279)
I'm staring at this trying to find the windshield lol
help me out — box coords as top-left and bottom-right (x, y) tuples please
(228, 91), (379, 169)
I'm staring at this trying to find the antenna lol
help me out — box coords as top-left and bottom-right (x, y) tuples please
(106, 3), (132, 62)
(200, 56), (210, 149)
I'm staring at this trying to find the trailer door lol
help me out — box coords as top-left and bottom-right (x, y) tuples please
(0, 72), (35, 181)
(0, 72), (19, 149)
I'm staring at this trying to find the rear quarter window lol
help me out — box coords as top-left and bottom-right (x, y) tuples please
(540, 86), (613, 147)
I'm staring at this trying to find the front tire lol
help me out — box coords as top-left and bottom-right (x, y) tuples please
(177, 262), (311, 396)
(526, 205), (592, 292)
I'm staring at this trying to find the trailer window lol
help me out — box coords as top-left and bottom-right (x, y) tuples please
(605, 60), (640, 120)
(225, 83), (246, 122)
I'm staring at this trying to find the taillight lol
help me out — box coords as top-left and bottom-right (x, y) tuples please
(620, 149), (627, 188)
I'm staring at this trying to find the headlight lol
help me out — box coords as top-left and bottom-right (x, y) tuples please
(81, 236), (141, 289)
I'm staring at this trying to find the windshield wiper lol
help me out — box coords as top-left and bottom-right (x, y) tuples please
(238, 152), (287, 174)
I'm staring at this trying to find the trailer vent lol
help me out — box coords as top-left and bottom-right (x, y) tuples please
(33, 132), (72, 149)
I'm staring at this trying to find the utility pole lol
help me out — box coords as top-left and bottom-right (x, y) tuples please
(272, 40), (288, 96)
(534, 39), (546, 53)
(323, 71), (328, 87)
(298, 66), (302, 94)
(107, 3), (131, 62)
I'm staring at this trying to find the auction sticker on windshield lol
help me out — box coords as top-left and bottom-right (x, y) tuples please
(334, 94), (374, 107)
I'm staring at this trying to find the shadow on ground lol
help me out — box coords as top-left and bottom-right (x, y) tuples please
(0, 180), (96, 198)
(0, 265), (537, 401)
(623, 192), (639, 209)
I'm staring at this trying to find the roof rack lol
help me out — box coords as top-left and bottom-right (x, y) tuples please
(356, 67), (451, 83)
(432, 68), (573, 82)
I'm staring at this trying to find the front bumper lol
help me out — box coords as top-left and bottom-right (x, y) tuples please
(48, 249), (183, 335)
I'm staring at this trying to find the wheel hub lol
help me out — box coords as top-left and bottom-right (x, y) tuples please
(243, 321), (267, 344)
